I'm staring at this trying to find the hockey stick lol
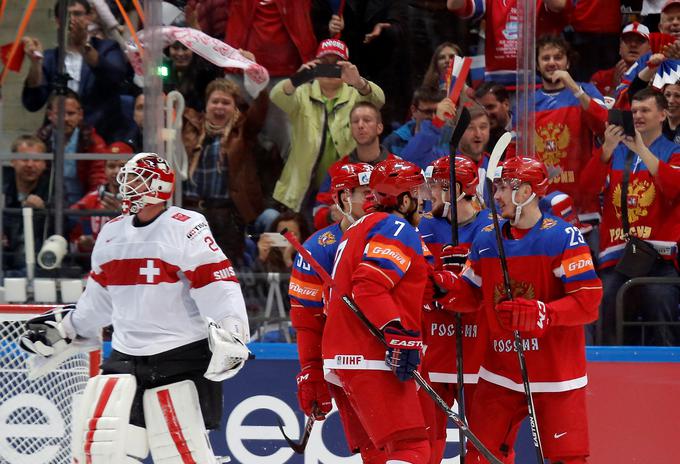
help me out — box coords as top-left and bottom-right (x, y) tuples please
(340, 294), (501, 464)
(485, 132), (545, 463)
(276, 406), (316, 454)
(448, 121), (467, 463)
(274, 228), (328, 454)
(281, 229), (502, 464)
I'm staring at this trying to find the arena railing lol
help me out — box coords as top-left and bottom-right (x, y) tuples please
(615, 276), (680, 345)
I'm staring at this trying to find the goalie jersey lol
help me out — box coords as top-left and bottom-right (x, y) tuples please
(70, 206), (249, 356)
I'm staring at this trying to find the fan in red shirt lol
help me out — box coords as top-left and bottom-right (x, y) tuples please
(590, 22), (651, 98)
(70, 143), (132, 252)
(447, 0), (571, 86)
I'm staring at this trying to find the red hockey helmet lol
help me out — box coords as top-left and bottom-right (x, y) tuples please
(497, 156), (549, 197)
(426, 155), (479, 196)
(117, 153), (175, 214)
(369, 159), (427, 207)
(330, 162), (373, 198)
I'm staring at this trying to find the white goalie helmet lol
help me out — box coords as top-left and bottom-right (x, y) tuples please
(117, 153), (175, 214)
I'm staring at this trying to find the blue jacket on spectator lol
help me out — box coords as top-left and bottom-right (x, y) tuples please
(21, 37), (133, 143)
(382, 120), (416, 157)
(400, 119), (451, 169)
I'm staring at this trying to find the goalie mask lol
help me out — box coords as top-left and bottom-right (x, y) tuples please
(117, 153), (175, 214)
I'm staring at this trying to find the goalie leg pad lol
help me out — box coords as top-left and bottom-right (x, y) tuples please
(144, 380), (218, 464)
(72, 374), (149, 463)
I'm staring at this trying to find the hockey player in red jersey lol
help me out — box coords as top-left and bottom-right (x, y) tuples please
(419, 155), (493, 463)
(20, 153), (250, 463)
(289, 162), (373, 423)
(444, 157), (602, 463)
(322, 159), (432, 463)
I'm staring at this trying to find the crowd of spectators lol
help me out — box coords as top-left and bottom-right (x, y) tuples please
(3, 0), (680, 345)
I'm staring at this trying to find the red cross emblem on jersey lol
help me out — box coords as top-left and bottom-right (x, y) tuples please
(139, 259), (160, 283)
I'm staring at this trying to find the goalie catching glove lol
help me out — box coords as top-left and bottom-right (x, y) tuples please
(20, 305), (78, 356)
(204, 316), (251, 381)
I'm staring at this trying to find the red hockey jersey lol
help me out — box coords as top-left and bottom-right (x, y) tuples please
(581, 136), (680, 269)
(535, 84), (607, 217)
(322, 212), (428, 379)
(418, 210), (493, 384)
(452, 0), (570, 85)
(459, 215), (602, 392)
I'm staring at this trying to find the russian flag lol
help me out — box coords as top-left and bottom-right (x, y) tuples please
(445, 55), (473, 104)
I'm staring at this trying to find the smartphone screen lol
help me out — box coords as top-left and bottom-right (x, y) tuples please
(262, 232), (290, 248)
(608, 109), (635, 137)
(314, 63), (342, 79)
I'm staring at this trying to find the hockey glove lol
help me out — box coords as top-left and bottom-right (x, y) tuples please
(440, 244), (469, 274)
(383, 323), (422, 381)
(20, 305), (77, 357)
(20, 305), (100, 379)
(204, 317), (251, 381)
(495, 298), (551, 336)
(296, 364), (332, 420)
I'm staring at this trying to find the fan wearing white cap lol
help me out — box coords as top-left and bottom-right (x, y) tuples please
(617, 2), (680, 101)
(590, 22), (650, 98)
(20, 152), (250, 463)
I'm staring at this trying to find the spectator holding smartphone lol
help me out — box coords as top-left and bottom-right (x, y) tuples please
(581, 88), (680, 346)
(270, 39), (385, 213)
(22, 0), (133, 143)
(69, 143), (133, 253)
(254, 211), (311, 273)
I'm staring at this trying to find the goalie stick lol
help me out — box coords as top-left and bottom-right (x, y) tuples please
(485, 132), (545, 463)
(280, 229), (502, 464)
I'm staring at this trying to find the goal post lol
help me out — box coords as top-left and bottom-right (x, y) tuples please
(0, 304), (101, 464)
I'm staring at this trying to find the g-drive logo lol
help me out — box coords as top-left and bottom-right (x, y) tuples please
(0, 393), (65, 463)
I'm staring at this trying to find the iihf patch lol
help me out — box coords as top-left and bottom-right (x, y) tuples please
(318, 231), (337, 247)
(171, 212), (191, 222)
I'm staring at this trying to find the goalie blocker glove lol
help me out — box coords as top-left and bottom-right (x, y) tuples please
(19, 305), (77, 357)
(383, 322), (422, 381)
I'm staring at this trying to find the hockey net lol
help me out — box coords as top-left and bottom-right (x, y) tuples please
(0, 304), (100, 464)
